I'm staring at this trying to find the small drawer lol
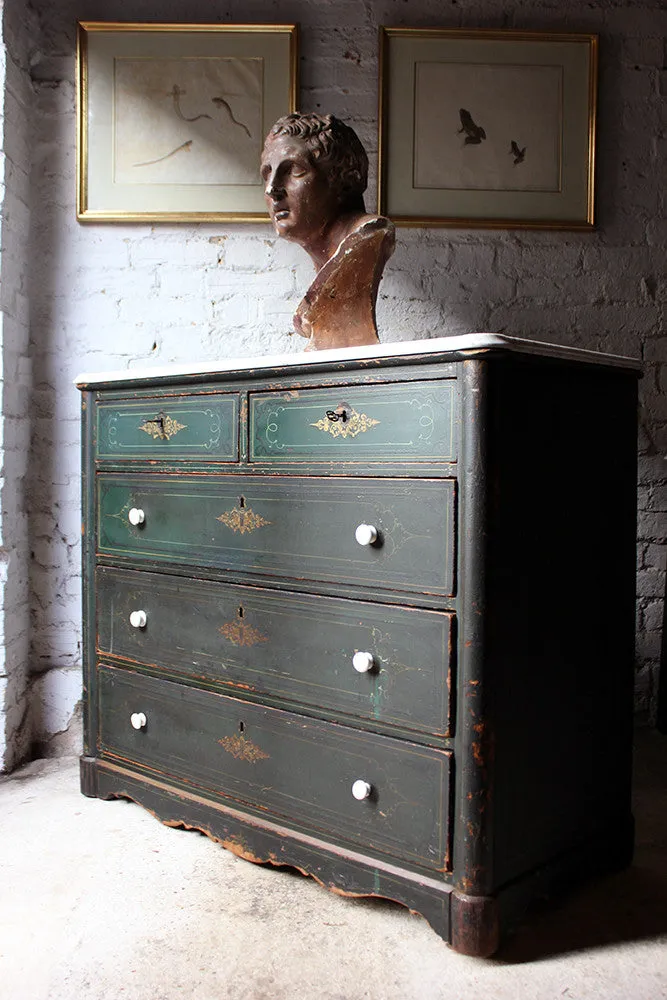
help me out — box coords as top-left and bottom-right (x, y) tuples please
(98, 666), (452, 872)
(96, 394), (239, 461)
(249, 380), (457, 464)
(97, 474), (455, 600)
(96, 567), (453, 738)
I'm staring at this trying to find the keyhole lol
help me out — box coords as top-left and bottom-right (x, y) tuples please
(238, 605), (244, 619)
(326, 404), (349, 423)
(239, 721), (245, 733)
(239, 496), (246, 508)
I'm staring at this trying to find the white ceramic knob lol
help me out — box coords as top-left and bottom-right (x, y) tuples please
(352, 779), (372, 801)
(352, 651), (375, 673)
(128, 507), (145, 526)
(129, 610), (147, 629)
(130, 712), (147, 730)
(355, 523), (378, 546)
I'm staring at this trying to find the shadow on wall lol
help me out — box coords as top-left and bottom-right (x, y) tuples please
(27, 29), (84, 762)
(377, 233), (499, 341)
(0, 0), (41, 772)
(657, 577), (667, 734)
(34, 703), (83, 759)
(29, 673), (83, 759)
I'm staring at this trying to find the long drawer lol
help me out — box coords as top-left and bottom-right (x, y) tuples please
(96, 567), (453, 738)
(98, 666), (452, 871)
(96, 394), (239, 461)
(97, 474), (456, 599)
(249, 380), (457, 464)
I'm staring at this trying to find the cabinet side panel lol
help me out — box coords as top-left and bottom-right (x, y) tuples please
(487, 360), (638, 887)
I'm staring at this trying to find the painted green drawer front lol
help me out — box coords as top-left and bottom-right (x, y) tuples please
(98, 666), (452, 871)
(249, 381), (456, 463)
(97, 567), (453, 737)
(96, 396), (238, 461)
(97, 474), (455, 598)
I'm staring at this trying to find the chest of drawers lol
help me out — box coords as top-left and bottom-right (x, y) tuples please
(77, 334), (640, 956)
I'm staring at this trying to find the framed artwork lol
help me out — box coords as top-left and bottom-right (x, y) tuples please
(378, 28), (598, 229)
(76, 22), (298, 222)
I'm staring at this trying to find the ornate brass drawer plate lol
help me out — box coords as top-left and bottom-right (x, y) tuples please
(96, 566), (453, 738)
(249, 380), (456, 463)
(97, 474), (456, 599)
(96, 395), (239, 461)
(98, 666), (452, 872)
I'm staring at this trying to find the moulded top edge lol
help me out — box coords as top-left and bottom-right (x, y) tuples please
(74, 333), (642, 389)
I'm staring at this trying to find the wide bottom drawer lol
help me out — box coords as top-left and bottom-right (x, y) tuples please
(98, 665), (452, 873)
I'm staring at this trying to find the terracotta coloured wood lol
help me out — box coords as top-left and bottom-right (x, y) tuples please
(261, 113), (395, 351)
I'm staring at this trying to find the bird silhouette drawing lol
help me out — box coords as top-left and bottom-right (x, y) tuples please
(458, 108), (487, 145)
(510, 140), (526, 165)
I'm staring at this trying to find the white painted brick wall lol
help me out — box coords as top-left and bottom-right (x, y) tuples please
(0, 0), (38, 771)
(1, 0), (664, 768)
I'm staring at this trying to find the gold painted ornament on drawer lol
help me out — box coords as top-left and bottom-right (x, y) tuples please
(310, 406), (380, 439)
(217, 733), (270, 764)
(138, 414), (187, 440)
(216, 504), (272, 535)
(219, 618), (269, 648)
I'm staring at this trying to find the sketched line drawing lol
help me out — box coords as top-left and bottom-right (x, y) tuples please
(212, 96), (252, 138)
(133, 139), (193, 167)
(510, 140), (526, 164)
(458, 108), (486, 145)
(168, 84), (212, 122)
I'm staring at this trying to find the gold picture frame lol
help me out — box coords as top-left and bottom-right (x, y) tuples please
(379, 27), (598, 229)
(76, 21), (298, 223)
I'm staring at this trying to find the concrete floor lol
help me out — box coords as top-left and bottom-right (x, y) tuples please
(1, 731), (666, 1000)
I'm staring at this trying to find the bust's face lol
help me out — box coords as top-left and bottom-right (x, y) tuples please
(260, 134), (339, 247)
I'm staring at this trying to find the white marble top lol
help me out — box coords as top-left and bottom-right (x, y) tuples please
(74, 333), (642, 387)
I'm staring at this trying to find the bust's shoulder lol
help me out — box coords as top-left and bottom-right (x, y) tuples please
(297, 212), (396, 349)
(334, 214), (395, 259)
(347, 214), (394, 239)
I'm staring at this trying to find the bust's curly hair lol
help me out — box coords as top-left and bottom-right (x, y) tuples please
(266, 112), (368, 211)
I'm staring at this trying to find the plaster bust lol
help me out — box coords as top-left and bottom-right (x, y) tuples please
(261, 112), (395, 351)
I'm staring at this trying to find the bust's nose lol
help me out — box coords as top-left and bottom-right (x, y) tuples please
(265, 178), (285, 201)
